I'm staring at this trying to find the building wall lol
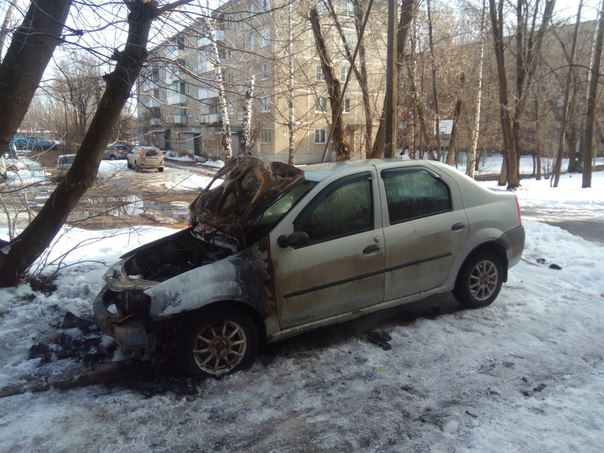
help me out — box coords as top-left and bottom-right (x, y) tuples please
(137, 0), (388, 163)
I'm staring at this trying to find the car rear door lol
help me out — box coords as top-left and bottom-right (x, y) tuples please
(269, 170), (386, 329)
(379, 166), (468, 300)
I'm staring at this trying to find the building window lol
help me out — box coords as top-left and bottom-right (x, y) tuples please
(315, 97), (328, 113)
(341, 28), (356, 51)
(343, 98), (351, 113)
(314, 129), (327, 143)
(260, 29), (271, 48)
(176, 35), (185, 50)
(342, 0), (354, 17)
(260, 129), (272, 144)
(260, 63), (269, 79)
(249, 34), (255, 51)
(315, 65), (324, 81)
(340, 64), (349, 81)
(151, 68), (160, 83)
(260, 0), (271, 11)
(259, 96), (271, 112)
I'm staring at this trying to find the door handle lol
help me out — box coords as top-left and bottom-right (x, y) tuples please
(362, 244), (380, 254)
(451, 222), (466, 231)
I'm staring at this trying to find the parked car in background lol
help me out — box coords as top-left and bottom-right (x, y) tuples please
(94, 157), (525, 378)
(12, 136), (57, 151)
(56, 154), (76, 179)
(103, 143), (130, 160)
(127, 146), (164, 172)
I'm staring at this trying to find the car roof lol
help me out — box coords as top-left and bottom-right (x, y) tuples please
(301, 158), (448, 183)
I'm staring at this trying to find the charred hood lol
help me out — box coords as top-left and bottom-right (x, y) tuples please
(188, 156), (304, 241)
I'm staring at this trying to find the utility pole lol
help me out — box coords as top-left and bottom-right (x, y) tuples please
(384, 0), (398, 158)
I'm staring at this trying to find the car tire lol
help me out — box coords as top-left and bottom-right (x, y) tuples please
(135, 162), (140, 172)
(158, 167), (164, 172)
(453, 252), (503, 309)
(127, 161), (133, 169)
(109, 155), (116, 160)
(178, 308), (258, 378)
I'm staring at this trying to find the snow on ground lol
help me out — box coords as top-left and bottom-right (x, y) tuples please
(0, 158), (603, 452)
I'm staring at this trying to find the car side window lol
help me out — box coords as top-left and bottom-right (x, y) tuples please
(382, 168), (451, 224)
(294, 172), (373, 244)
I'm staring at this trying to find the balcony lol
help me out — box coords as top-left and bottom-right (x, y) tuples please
(167, 114), (187, 125)
(150, 117), (162, 126)
(201, 113), (221, 124)
(145, 98), (160, 108)
(166, 92), (187, 105)
(198, 87), (219, 100)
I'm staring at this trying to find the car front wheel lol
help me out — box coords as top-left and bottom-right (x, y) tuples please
(453, 252), (503, 309)
(179, 308), (258, 377)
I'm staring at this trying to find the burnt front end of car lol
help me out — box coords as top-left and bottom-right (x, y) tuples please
(93, 268), (159, 356)
(93, 227), (239, 356)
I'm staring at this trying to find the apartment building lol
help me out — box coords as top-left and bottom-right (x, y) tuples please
(137, 0), (387, 164)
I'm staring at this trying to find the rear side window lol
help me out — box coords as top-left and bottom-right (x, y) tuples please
(294, 172), (373, 244)
(382, 168), (451, 224)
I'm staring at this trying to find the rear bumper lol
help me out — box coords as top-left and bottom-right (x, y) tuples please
(499, 225), (525, 268)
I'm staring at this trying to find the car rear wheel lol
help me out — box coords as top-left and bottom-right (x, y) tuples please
(158, 167), (164, 172)
(453, 252), (503, 309)
(135, 162), (140, 172)
(109, 155), (116, 160)
(179, 308), (258, 377)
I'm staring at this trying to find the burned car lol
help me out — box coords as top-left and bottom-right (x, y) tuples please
(94, 157), (525, 377)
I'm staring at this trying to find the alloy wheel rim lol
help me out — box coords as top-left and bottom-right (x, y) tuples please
(469, 260), (499, 301)
(192, 320), (247, 375)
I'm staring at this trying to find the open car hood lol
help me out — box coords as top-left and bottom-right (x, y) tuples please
(188, 156), (305, 242)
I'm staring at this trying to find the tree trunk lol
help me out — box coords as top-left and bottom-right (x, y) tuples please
(287, 3), (296, 164)
(208, 16), (232, 159)
(426, 0), (442, 161)
(240, 71), (254, 155)
(552, 0), (582, 187)
(582, 0), (604, 188)
(0, 0), (18, 55)
(0, 0), (73, 157)
(326, 0), (375, 155)
(369, 0), (416, 158)
(445, 91), (463, 166)
(468, 0), (486, 178)
(310, 8), (350, 161)
(0, 0), (156, 287)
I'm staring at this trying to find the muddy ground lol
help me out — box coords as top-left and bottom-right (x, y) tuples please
(17, 148), (207, 230)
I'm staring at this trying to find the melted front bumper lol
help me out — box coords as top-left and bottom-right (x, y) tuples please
(93, 286), (150, 352)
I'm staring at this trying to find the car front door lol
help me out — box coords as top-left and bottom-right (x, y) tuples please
(380, 167), (469, 300)
(269, 171), (385, 330)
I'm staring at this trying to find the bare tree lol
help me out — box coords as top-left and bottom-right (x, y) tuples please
(552, 0), (582, 187)
(582, 0), (604, 188)
(0, 0), (194, 287)
(309, 7), (350, 160)
(0, 1), (73, 158)
(369, 0), (416, 158)
(467, 0), (487, 178)
(489, 0), (556, 189)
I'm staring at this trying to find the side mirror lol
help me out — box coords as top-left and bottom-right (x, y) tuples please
(277, 231), (309, 249)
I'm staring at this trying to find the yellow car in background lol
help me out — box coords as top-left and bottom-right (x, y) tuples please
(127, 146), (164, 172)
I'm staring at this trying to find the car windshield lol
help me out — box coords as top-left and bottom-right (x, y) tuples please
(245, 180), (315, 244)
